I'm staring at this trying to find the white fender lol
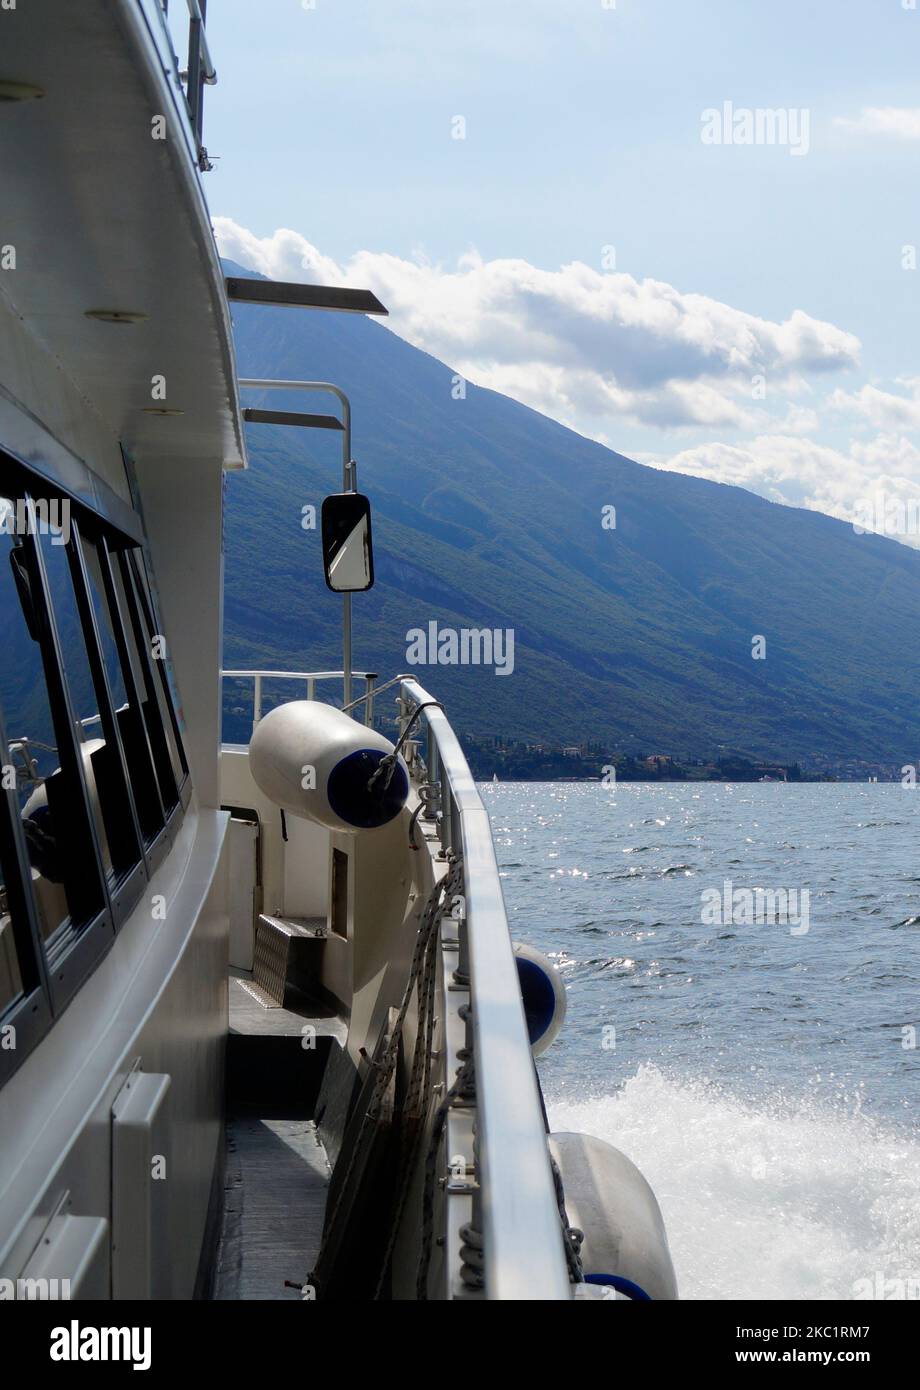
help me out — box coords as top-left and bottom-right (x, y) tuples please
(249, 700), (409, 833)
(513, 941), (566, 1056)
(549, 1131), (678, 1300)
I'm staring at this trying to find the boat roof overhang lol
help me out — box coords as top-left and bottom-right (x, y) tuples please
(0, 0), (246, 473)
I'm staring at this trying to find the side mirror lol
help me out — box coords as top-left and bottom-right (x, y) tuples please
(321, 492), (375, 592)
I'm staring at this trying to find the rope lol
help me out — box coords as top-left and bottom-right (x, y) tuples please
(416, 1051), (476, 1299)
(373, 856), (463, 1298)
(367, 699), (443, 796)
(309, 856), (460, 1295)
(458, 1223), (484, 1289)
(407, 800), (425, 851)
(550, 1154), (585, 1284)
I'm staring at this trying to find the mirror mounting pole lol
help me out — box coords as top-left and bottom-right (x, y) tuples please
(340, 406), (352, 709)
(238, 378), (357, 711)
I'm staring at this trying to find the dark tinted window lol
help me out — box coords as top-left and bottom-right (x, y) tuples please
(0, 506), (105, 946)
(38, 531), (119, 883)
(109, 551), (179, 813)
(82, 534), (165, 844)
(0, 456), (193, 1085)
(130, 551), (188, 789)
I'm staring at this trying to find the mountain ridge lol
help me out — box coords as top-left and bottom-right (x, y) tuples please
(221, 259), (920, 765)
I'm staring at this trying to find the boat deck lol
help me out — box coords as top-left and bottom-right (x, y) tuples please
(213, 974), (346, 1300)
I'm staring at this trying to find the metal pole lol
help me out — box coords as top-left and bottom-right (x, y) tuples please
(342, 396), (352, 710)
(186, 14), (202, 140)
(440, 758), (451, 855)
(239, 382), (356, 713)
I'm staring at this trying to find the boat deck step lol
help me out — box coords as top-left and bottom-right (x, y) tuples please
(212, 976), (346, 1300)
(227, 973), (345, 1116)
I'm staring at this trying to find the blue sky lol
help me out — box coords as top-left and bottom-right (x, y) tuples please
(197, 0), (920, 541)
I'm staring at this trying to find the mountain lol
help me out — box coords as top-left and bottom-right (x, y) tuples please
(222, 261), (920, 766)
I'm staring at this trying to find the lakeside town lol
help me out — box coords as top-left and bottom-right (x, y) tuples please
(459, 735), (904, 783)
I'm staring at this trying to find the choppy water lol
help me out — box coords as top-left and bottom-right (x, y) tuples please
(484, 782), (920, 1299)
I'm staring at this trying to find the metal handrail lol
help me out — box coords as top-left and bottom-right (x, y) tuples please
(159, 0), (216, 168)
(221, 668), (378, 730)
(184, 0), (216, 84)
(399, 678), (570, 1300)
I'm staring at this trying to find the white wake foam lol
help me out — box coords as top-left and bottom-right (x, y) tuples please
(549, 1065), (920, 1300)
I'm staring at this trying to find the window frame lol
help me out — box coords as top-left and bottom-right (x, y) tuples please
(127, 548), (192, 811)
(0, 699), (54, 1089)
(22, 501), (114, 1012)
(66, 517), (148, 919)
(112, 546), (181, 824)
(93, 532), (173, 872)
(0, 443), (192, 1083)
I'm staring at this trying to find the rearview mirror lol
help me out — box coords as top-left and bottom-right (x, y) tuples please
(321, 493), (375, 592)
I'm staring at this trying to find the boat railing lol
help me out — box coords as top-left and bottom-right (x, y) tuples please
(156, 0), (217, 170)
(221, 669), (379, 733)
(397, 677), (570, 1300)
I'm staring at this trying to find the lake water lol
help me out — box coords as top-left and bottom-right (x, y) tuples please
(484, 782), (920, 1300)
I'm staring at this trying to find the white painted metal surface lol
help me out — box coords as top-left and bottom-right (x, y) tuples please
(0, 0), (245, 473)
(18, 1203), (109, 1300)
(0, 809), (230, 1295)
(228, 818), (260, 971)
(112, 1070), (173, 1298)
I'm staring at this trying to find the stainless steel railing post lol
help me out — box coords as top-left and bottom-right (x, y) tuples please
(252, 673), (262, 732)
(439, 759), (452, 856)
(427, 721), (439, 785)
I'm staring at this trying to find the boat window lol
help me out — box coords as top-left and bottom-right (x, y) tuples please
(81, 534), (167, 844)
(0, 452), (194, 1087)
(0, 509), (106, 949)
(129, 550), (189, 790)
(37, 529), (143, 889)
(107, 549), (180, 814)
(0, 711), (53, 1083)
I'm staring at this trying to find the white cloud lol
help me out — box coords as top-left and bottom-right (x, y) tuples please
(217, 218), (920, 544)
(834, 107), (920, 140)
(830, 379), (920, 430)
(649, 433), (920, 545)
(214, 218), (860, 432)
(218, 222), (343, 285)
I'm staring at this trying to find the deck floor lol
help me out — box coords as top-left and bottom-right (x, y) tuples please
(213, 975), (344, 1300)
(227, 969), (346, 1039)
(215, 1115), (329, 1300)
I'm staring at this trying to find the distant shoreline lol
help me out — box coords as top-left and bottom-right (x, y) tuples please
(474, 774), (858, 785)
(461, 743), (893, 783)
